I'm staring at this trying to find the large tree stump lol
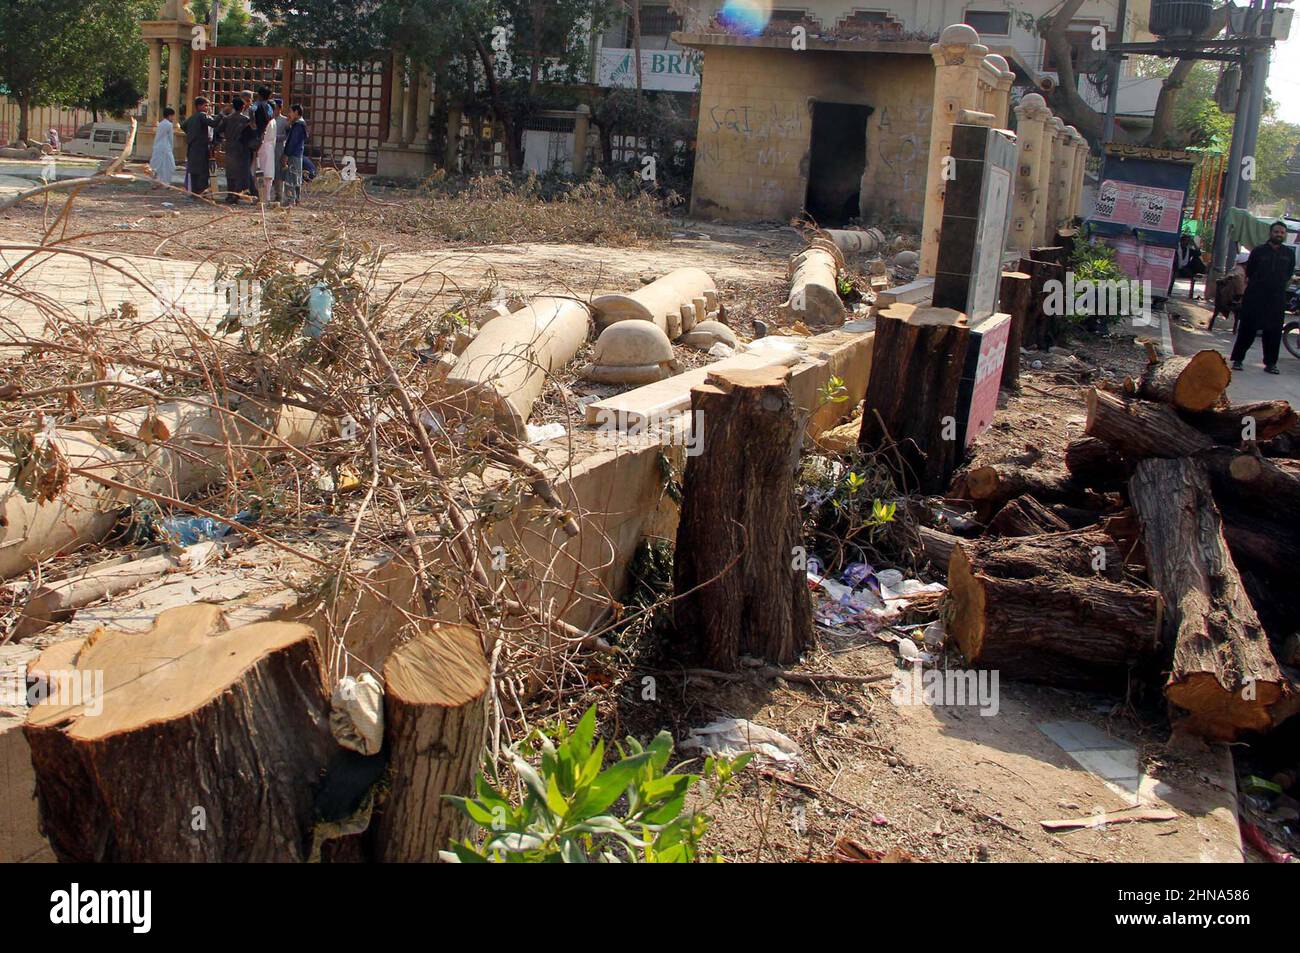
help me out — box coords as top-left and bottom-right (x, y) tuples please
(1129, 457), (1286, 739)
(674, 365), (812, 669)
(24, 603), (334, 862)
(945, 529), (1162, 687)
(1084, 388), (1215, 459)
(1126, 349), (1230, 412)
(859, 306), (971, 493)
(998, 271), (1031, 388)
(1018, 257), (1065, 350)
(375, 623), (489, 862)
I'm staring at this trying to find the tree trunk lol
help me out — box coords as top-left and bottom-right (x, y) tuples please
(1064, 435), (1132, 489)
(472, 35), (522, 169)
(674, 365), (813, 669)
(858, 306), (971, 493)
(1018, 257), (1065, 350)
(375, 623), (490, 862)
(961, 463), (1109, 515)
(25, 604), (334, 862)
(998, 271), (1031, 388)
(1084, 388), (1215, 459)
(16, 95), (30, 144)
(986, 493), (1071, 536)
(1203, 448), (1300, 524)
(1129, 457), (1286, 739)
(1127, 349), (1231, 412)
(945, 529), (1162, 687)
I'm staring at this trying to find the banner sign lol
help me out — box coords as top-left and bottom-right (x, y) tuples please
(597, 47), (701, 92)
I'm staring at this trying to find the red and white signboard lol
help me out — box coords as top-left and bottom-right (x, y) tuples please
(1104, 238), (1176, 291)
(1092, 179), (1185, 233)
(961, 313), (1011, 449)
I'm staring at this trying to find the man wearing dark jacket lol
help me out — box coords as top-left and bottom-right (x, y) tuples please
(1231, 221), (1297, 374)
(181, 96), (219, 198)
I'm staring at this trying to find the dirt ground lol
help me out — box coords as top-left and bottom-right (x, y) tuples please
(0, 174), (1272, 864)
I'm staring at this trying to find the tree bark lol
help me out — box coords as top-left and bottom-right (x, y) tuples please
(376, 623), (490, 862)
(986, 493), (1071, 536)
(25, 604), (334, 862)
(1084, 388), (1215, 459)
(945, 529), (1162, 687)
(1203, 447), (1300, 524)
(1064, 435), (1133, 489)
(1181, 400), (1299, 446)
(1127, 349), (1231, 412)
(1129, 457), (1286, 739)
(962, 463), (1109, 514)
(998, 271), (1031, 388)
(674, 365), (813, 669)
(858, 306), (971, 493)
(1018, 256), (1065, 350)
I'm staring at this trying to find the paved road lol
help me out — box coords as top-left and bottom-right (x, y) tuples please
(1165, 278), (1300, 405)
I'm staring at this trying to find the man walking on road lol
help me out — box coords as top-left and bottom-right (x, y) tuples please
(1230, 221), (1296, 375)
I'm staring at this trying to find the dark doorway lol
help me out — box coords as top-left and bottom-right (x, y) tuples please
(805, 101), (872, 227)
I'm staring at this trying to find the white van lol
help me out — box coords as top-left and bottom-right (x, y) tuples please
(65, 122), (133, 158)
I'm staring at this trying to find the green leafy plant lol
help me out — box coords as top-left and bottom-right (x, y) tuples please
(443, 706), (750, 862)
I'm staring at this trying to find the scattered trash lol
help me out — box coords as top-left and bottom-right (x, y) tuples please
(304, 283), (334, 339)
(330, 673), (384, 755)
(525, 422), (567, 444)
(160, 510), (256, 546)
(682, 718), (801, 767)
(707, 341), (735, 358)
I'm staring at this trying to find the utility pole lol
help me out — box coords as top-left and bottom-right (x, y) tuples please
(1210, 0), (1265, 280)
(1235, 0), (1275, 211)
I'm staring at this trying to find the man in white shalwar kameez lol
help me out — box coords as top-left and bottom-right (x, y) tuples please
(150, 108), (177, 189)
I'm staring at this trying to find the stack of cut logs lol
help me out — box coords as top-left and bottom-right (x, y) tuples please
(939, 347), (1298, 741)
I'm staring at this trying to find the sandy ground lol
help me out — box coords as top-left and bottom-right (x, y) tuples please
(0, 178), (1264, 864)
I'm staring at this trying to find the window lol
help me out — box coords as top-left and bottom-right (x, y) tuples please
(111, 131), (128, 144)
(627, 4), (683, 44)
(93, 129), (112, 143)
(836, 10), (902, 33)
(74, 124), (93, 139)
(965, 10), (1011, 36)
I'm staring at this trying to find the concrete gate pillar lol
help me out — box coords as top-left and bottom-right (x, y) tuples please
(1009, 93), (1051, 255)
(920, 23), (989, 277)
(984, 53), (1014, 128)
(147, 42), (163, 124)
(1038, 116), (1064, 246)
(1069, 132), (1090, 223)
(572, 105), (591, 175)
(166, 41), (183, 114)
(385, 56), (404, 146)
(415, 68), (432, 145)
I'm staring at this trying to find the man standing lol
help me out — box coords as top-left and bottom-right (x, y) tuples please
(1230, 221), (1296, 374)
(271, 99), (290, 204)
(215, 96), (252, 203)
(283, 104), (308, 206)
(181, 97), (218, 198)
(251, 86), (276, 204)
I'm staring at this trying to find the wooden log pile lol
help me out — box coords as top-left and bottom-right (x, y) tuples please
(941, 347), (1297, 740)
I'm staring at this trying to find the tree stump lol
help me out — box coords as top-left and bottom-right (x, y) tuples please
(1018, 256), (1065, 349)
(674, 365), (812, 669)
(376, 623), (490, 862)
(945, 529), (1162, 687)
(24, 603), (334, 862)
(858, 306), (972, 493)
(1129, 457), (1285, 739)
(998, 271), (1031, 388)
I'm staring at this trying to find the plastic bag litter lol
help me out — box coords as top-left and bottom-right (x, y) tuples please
(682, 718), (801, 767)
(330, 673), (384, 755)
(304, 283), (334, 339)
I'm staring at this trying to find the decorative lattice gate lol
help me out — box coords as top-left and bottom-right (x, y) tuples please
(190, 47), (388, 173)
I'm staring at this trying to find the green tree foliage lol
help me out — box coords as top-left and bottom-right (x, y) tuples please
(0, 0), (154, 141)
(191, 0), (270, 46)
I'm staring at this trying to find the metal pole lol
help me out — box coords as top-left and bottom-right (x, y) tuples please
(1210, 0), (1263, 279)
(1102, 0), (1128, 143)
(1235, 0), (1274, 211)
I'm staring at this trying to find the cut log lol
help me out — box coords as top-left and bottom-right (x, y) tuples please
(1180, 400), (1297, 446)
(1101, 509), (1149, 574)
(1127, 349), (1230, 412)
(1084, 388), (1215, 459)
(962, 463), (1109, 513)
(946, 529), (1162, 686)
(674, 365), (812, 669)
(24, 603), (334, 862)
(375, 623), (490, 862)
(998, 271), (1031, 388)
(1129, 457), (1286, 739)
(1221, 505), (1300, 579)
(1204, 447), (1300, 519)
(1064, 436), (1133, 489)
(858, 306), (972, 493)
(986, 493), (1070, 536)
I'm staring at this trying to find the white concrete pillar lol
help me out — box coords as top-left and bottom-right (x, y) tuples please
(984, 53), (1014, 128)
(147, 42), (163, 123)
(1069, 133), (1090, 223)
(1037, 117), (1063, 246)
(385, 57), (403, 146)
(572, 105), (591, 175)
(1009, 93), (1051, 255)
(920, 24), (989, 277)
(166, 41), (183, 115)
(401, 70), (419, 146)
